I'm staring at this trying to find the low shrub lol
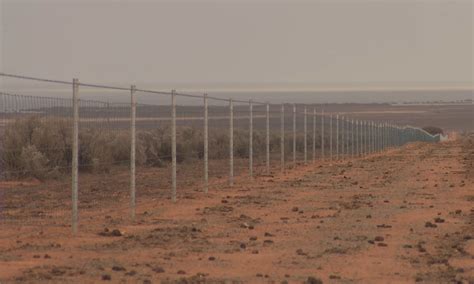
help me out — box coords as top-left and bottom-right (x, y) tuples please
(0, 117), (318, 179)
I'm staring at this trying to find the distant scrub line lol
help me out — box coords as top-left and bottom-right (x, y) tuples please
(0, 117), (318, 179)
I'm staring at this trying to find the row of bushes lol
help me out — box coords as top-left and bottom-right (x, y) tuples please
(0, 117), (319, 179)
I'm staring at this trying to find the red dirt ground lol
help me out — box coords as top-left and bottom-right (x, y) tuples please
(0, 135), (473, 283)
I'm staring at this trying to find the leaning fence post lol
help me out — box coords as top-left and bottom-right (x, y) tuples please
(304, 106), (307, 164)
(293, 104), (296, 165)
(203, 94), (209, 193)
(130, 85), (136, 220)
(229, 98), (234, 186)
(171, 90), (177, 202)
(72, 78), (79, 235)
(280, 104), (285, 172)
(264, 103), (270, 174)
(249, 99), (253, 178)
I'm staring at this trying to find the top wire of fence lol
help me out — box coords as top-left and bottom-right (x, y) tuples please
(0, 72), (269, 105)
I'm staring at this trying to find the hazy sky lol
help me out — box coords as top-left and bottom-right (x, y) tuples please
(1, 0), (473, 91)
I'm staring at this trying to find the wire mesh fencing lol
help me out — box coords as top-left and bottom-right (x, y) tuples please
(0, 73), (441, 236)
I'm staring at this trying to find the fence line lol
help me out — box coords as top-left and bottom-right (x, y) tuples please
(0, 73), (441, 235)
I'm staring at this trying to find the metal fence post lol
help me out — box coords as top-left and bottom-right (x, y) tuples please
(229, 98), (234, 186)
(361, 121), (367, 156)
(344, 117), (348, 157)
(368, 121), (371, 154)
(204, 94), (209, 193)
(382, 122), (385, 150)
(346, 118), (350, 157)
(379, 123), (382, 152)
(249, 99), (253, 178)
(351, 119), (354, 158)
(345, 117), (348, 158)
(281, 104), (285, 172)
(293, 104), (296, 165)
(312, 108), (316, 163)
(365, 121), (368, 156)
(329, 114), (333, 161)
(266, 103), (270, 174)
(321, 110), (325, 160)
(371, 121), (374, 154)
(304, 106), (307, 164)
(171, 90), (177, 202)
(336, 114), (339, 160)
(72, 78), (79, 235)
(360, 120), (363, 156)
(341, 116), (345, 159)
(130, 85), (136, 220)
(343, 117), (346, 158)
(378, 123), (381, 152)
(375, 122), (378, 152)
(354, 120), (357, 157)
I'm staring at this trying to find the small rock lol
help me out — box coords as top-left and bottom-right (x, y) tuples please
(374, 236), (384, 242)
(112, 266), (126, 271)
(208, 256), (216, 261)
(177, 270), (186, 275)
(292, 207), (299, 212)
(102, 274), (111, 281)
(152, 266), (165, 273)
(425, 222), (437, 228)
(306, 276), (323, 284)
(296, 249), (306, 255)
(434, 217), (445, 223)
(377, 224), (392, 228)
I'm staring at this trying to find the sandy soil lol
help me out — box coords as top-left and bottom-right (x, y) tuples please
(0, 136), (473, 283)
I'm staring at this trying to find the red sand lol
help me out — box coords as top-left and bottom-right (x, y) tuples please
(0, 136), (473, 283)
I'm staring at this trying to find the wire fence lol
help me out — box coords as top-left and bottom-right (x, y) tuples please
(0, 73), (442, 235)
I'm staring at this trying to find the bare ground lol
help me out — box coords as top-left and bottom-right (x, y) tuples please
(0, 136), (473, 283)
